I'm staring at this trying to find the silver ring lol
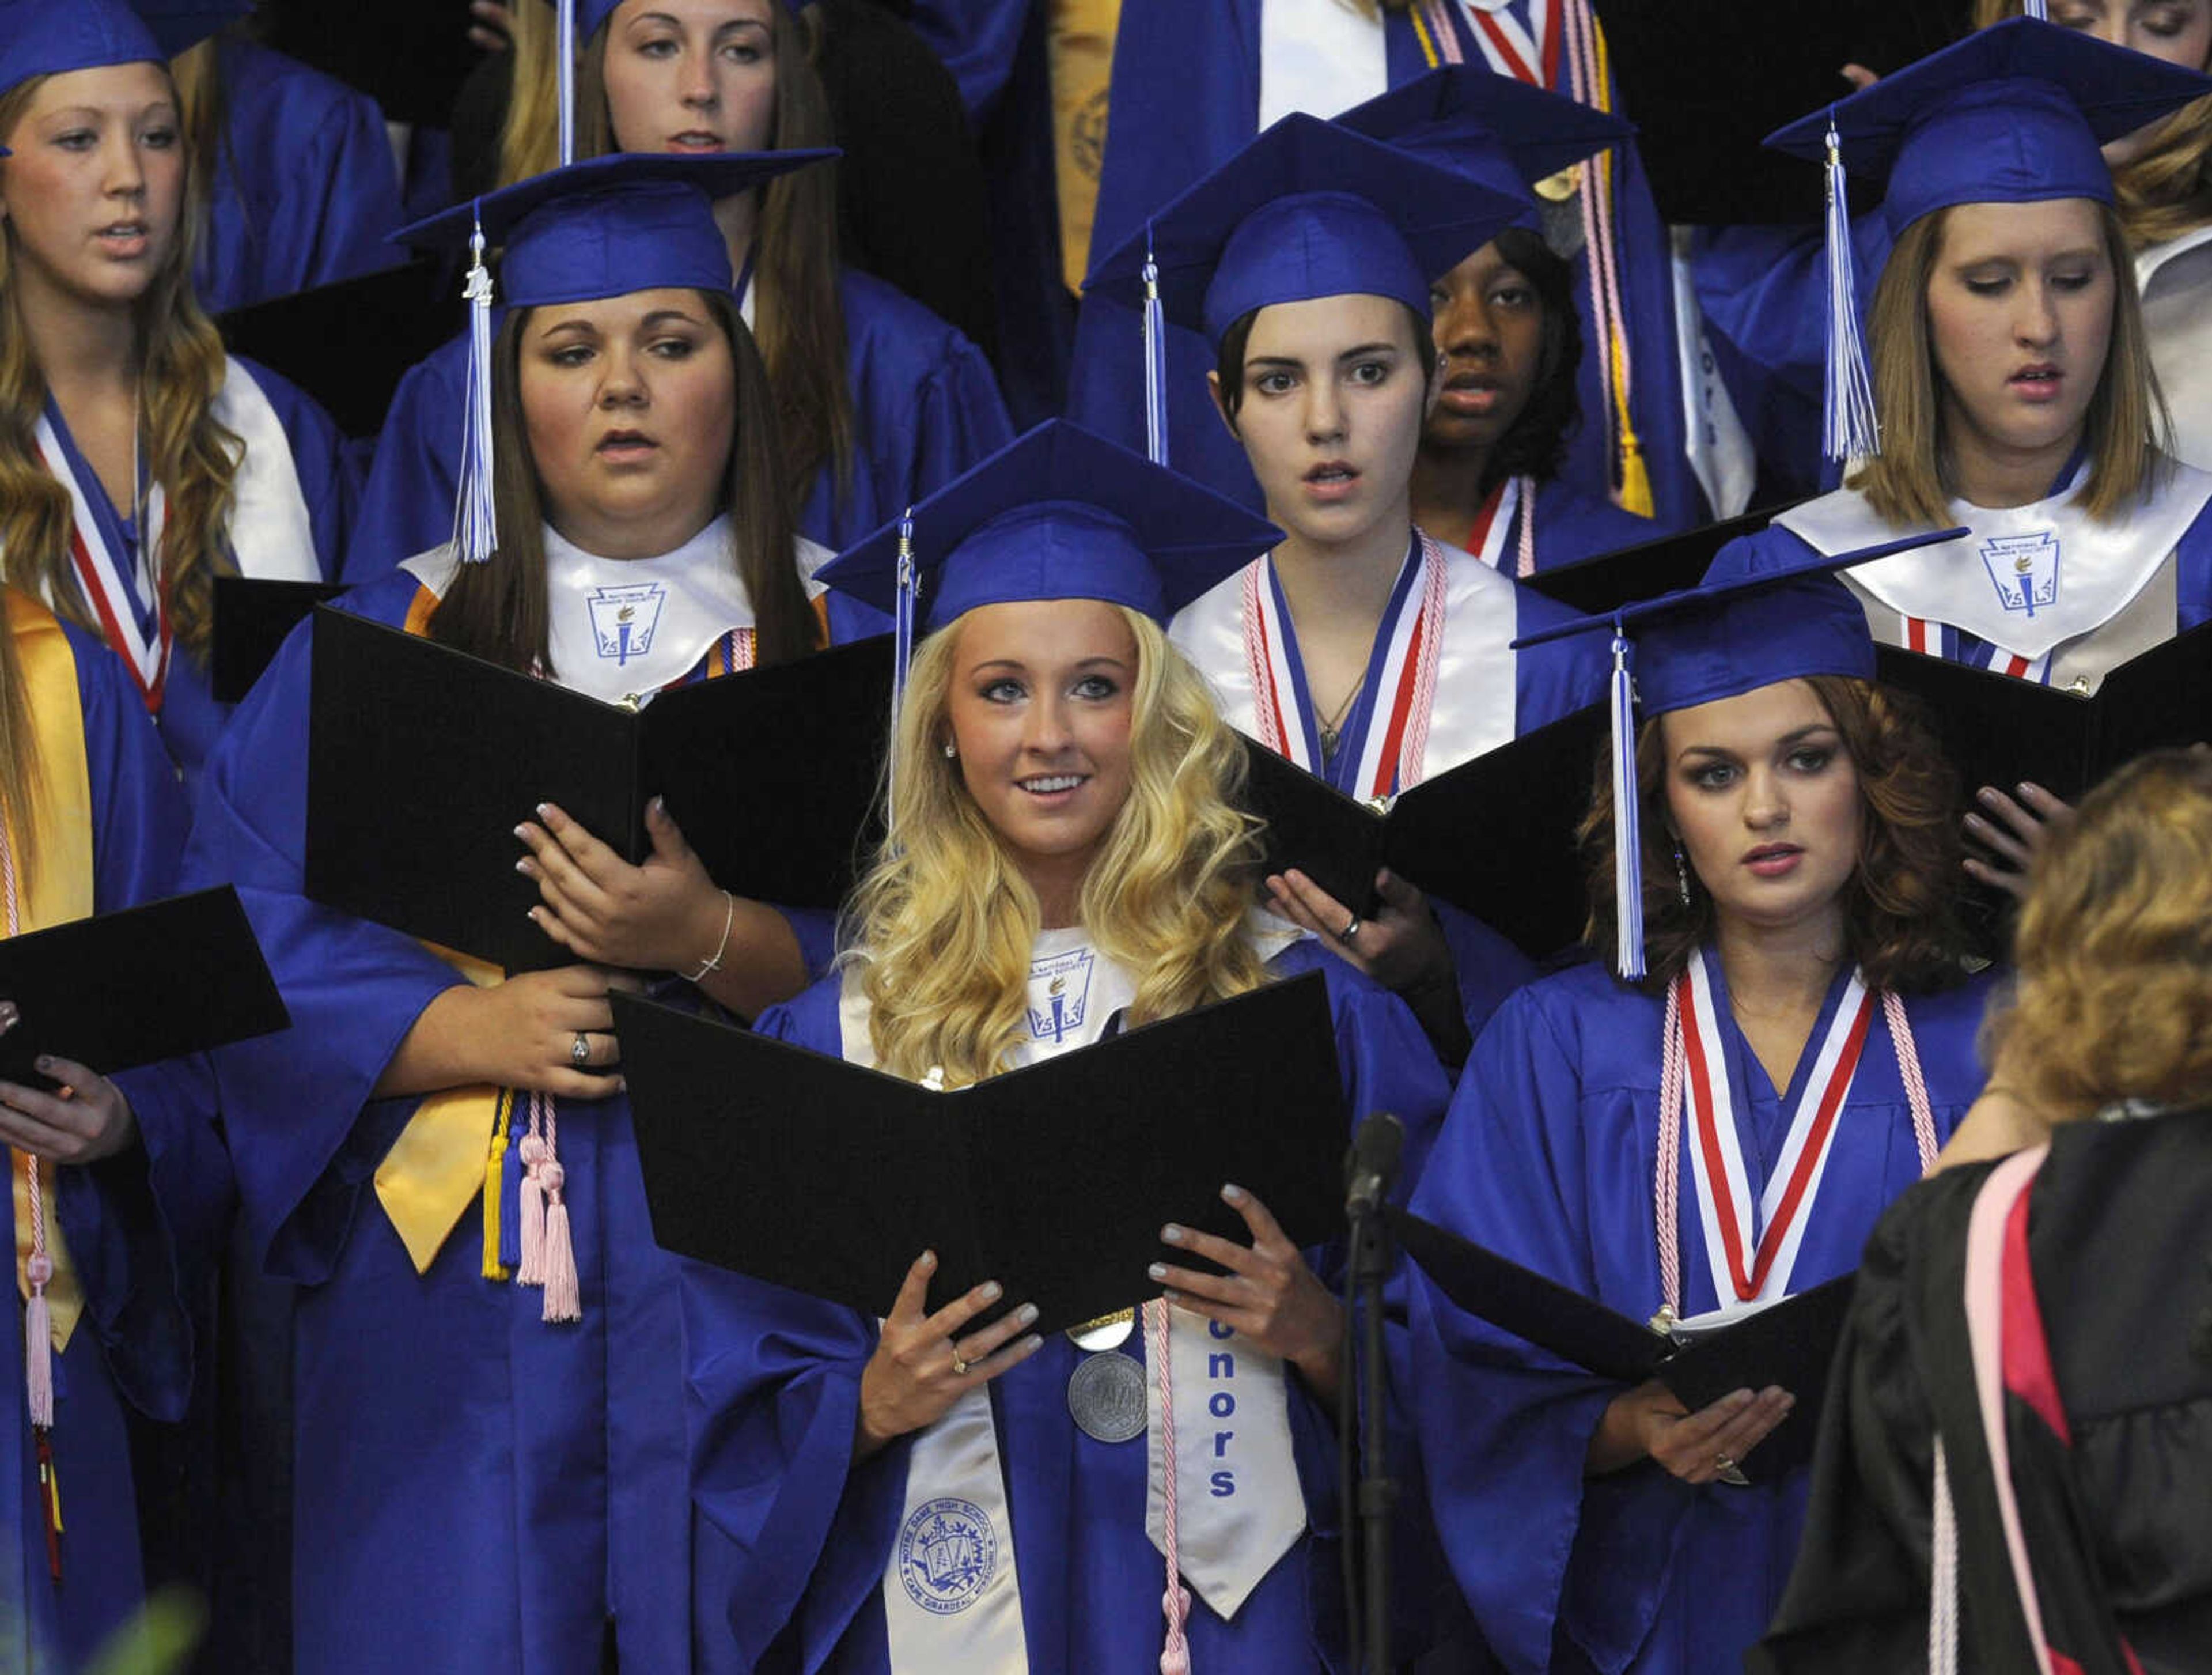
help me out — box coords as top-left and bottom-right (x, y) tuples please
(1336, 912), (1363, 946)
(571, 1031), (592, 1068)
(950, 1347), (972, 1377)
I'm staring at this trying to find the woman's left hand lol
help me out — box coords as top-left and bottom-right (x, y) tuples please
(1962, 780), (2075, 902)
(0, 1018), (136, 1164)
(1266, 867), (1451, 996)
(518, 797), (726, 973)
(1152, 1184), (1343, 1396)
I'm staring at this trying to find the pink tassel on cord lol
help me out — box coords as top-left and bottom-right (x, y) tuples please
(516, 1121), (547, 1286)
(537, 1097), (581, 1324)
(24, 1247), (52, 1430)
(1150, 1298), (1193, 1675)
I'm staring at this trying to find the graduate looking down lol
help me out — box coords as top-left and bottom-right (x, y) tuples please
(1088, 115), (1607, 1057)
(1406, 549), (1996, 1675)
(183, 154), (845, 1673)
(0, 0), (354, 782)
(681, 422), (1451, 1673)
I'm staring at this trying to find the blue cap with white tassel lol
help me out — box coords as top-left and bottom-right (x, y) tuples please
(1512, 520), (1968, 980)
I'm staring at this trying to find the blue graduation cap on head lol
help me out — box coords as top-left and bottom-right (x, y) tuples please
(1335, 66), (1635, 227)
(1763, 16), (2212, 465)
(128, 0), (252, 59)
(819, 420), (1281, 812)
(1084, 113), (1524, 465)
(389, 150), (835, 566)
(0, 0), (164, 97)
(1513, 521), (1968, 979)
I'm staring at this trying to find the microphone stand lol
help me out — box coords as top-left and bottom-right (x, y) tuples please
(1343, 1113), (1403, 1674)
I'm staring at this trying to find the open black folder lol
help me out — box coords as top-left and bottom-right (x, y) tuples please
(0, 887), (290, 1087)
(212, 577), (345, 703)
(1876, 621), (2212, 801)
(305, 609), (893, 972)
(616, 973), (1350, 1336)
(1391, 1207), (1854, 1481)
(1243, 704), (1604, 961)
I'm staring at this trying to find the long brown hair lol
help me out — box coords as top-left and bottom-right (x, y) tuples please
(573, 1), (856, 518)
(1849, 202), (2169, 528)
(1580, 675), (1970, 995)
(1972, 0), (2212, 248)
(428, 287), (814, 674)
(0, 71), (243, 670)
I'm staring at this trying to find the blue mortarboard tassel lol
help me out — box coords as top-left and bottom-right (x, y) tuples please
(889, 508), (921, 824)
(1141, 226), (1168, 468)
(2024, 0), (2048, 18)
(454, 205), (499, 565)
(1822, 116), (1880, 464)
(1609, 621), (1645, 981)
(557, 0), (577, 167)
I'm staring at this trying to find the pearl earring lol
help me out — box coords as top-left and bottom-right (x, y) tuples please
(942, 742), (957, 759)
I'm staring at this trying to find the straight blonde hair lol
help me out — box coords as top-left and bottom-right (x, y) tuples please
(1849, 201), (2169, 528)
(844, 608), (1268, 1087)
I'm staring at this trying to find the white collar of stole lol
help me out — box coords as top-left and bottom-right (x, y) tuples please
(1777, 463), (2212, 663)
(1675, 948), (1876, 1322)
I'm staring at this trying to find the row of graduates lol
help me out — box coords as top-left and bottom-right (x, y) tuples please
(2, 6), (2212, 1675)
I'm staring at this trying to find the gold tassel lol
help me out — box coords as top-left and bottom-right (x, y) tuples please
(480, 1088), (514, 1281)
(1615, 418), (1654, 517)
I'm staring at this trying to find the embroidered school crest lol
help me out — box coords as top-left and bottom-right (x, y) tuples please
(585, 581), (666, 665)
(1025, 947), (1094, 1043)
(897, 1498), (997, 1616)
(1979, 532), (2060, 618)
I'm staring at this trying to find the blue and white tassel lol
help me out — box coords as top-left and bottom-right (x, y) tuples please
(888, 509), (920, 828)
(1821, 118), (1880, 464)
(1609, 625), (1645, 981)
(1141, 227), (1168, 467)
(2022, 0), (2047, 20)
(453, 205), (499, 565)
(556, 0), (578, 166)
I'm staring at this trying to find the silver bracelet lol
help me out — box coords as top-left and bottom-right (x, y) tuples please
(687, 890), (737, 982)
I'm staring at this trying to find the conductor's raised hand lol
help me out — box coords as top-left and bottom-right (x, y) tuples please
(1151, 1183), (1343, 1397)
(857, 1250), (1043, 1458)
(518, 797), (724, 973)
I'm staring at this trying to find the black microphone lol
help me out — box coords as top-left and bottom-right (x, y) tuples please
(1344, 1112), (1404, 1220)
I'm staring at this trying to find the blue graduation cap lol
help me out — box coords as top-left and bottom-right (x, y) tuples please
(130, 0), (252, 59)
(1335, 66), (1635, 224)
(0, 0), (164, 96)
(1513, 521), (1967, 978)
(820, 421), (1281, 807)
(569, 0), (796, 41)
(390, 151), (835, 566)
(1763, 17), (2212, 464)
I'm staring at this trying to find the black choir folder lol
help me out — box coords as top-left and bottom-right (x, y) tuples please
(0, 887), (290, 1086)
(1876, 620), (2212, 801)
(1391, 1208), (1854, 1481)
(304, 608), (893, 973)
(211, 577), (345, 703)
(618, 972), (1349, 1337)
(1244, 704), (1604, 961)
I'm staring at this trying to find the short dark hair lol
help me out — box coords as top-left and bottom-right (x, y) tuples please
(1213, 300), (1438, 427)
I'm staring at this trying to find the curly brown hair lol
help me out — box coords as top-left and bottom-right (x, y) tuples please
(1984, 749), (2212, 1120)
(1580, 675), (1970, 995)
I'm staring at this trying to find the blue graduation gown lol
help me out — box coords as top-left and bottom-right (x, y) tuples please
(191, 37), (407, 317)
(7, 611), (224, 1670)
(683, 938), (1452, 1674)
(33, 357), (355, 784)
(1437, 475), (1662, 574)
(1066, 0), (1699, 533)
(1405, 959), (1994, 1675)
(343, 270), (1014, 596)
(181, 568), (828, 1673)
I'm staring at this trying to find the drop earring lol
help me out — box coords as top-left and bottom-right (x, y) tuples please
(1672, 841), (1692, 906)
(942, 742), (957, 759)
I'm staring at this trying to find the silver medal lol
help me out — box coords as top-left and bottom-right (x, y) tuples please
(1067, 1349), (1147, 1444)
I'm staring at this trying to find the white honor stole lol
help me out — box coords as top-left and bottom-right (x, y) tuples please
(1777, 463), (2212, 691)
(1257, 0), (1388, 131)
(1675, 951), (1876, 1321)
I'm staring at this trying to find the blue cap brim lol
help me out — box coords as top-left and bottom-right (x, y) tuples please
(1335, 66), (1635, 201)
(131, 0), (253, 58)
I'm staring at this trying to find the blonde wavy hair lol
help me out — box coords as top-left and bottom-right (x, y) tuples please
(0, 71), (242, 666)
(1986, 749), (2212, 1120)
(844, 606), (1269, 1087)
(1849, 201), (2169, 528)
(1973, 0), (2212, 248)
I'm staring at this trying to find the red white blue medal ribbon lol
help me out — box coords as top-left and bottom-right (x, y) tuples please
(32, 415), (169, 710)
(1454, 0), (1559, 87)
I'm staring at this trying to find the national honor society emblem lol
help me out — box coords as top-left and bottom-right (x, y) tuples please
(1979, 531), (2060, 619)
(586, 581), (667, 666)
(897, 1497), (998, 1615)
(1025, 947), (1094, 1043)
